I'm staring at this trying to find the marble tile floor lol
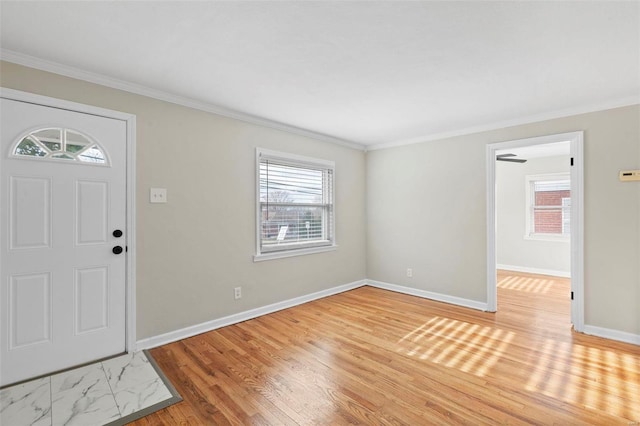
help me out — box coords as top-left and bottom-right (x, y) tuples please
(0, 351), (180, 426)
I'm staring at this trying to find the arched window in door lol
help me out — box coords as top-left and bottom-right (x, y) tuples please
(12, 128), (109, 165)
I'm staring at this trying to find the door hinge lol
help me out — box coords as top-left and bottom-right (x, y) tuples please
(571, 291), (574, 300)
(125, 246), (128, 253)
(570, 157), (574, 166)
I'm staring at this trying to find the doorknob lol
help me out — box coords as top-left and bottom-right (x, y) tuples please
(113, 229), (123, 238)
(112, 246), (123, 255)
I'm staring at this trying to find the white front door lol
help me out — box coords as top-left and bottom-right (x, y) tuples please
(1, 98), (127, 386)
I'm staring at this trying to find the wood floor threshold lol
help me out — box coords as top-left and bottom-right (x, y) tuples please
(132, 271), (640, 425)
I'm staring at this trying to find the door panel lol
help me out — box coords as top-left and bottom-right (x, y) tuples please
(10, 176), (51, 249)
(9, 273), (51, 348)
(76, 180), (109, 245)
(75, 267), (109, 334)
(1, 98), (127, 386)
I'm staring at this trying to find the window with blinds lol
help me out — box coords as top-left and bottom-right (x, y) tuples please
(525, 174), (571, 238)
(255, 148), (335, 260)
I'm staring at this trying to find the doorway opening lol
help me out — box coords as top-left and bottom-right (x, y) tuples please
(486, 132), (584, 331)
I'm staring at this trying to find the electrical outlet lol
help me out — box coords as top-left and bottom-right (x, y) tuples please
(234, 287), (242, 300)
(150, 188), (167, 203)
(406, 268), (413, 278)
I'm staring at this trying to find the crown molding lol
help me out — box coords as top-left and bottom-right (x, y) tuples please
(3, 49), (638, 153)
(0, 49), (366, 151)
(368, 95), (640, 151)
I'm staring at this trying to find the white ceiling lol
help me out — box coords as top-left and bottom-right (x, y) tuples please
(1, 1), (638, 149)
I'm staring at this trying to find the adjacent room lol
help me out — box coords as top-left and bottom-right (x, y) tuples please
(0, 1), (639, 424)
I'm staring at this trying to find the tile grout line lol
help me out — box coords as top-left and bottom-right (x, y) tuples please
(44, 376), (52, 426)
(100, 361), (123, 423)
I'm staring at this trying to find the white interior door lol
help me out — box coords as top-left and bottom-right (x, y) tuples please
(0, 98), (127, 386)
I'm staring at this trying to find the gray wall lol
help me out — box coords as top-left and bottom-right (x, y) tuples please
(367, 105), (640, 335)
(496, 155), (570, 275)
(0, 61), (367, 340)
(2, 61), (639, 338)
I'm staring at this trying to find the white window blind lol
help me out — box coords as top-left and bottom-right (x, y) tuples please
(256, 149), (335, 259)
(533, 180), (570, 192)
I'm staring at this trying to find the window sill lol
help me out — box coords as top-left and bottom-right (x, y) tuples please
(524, 234), (570, 242)
(254, 245), (338, 262)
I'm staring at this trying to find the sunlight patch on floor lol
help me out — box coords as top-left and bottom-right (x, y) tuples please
(398, 317), (515, 378)
(497, 275), (554, 294)
(525, 340), (640, 420)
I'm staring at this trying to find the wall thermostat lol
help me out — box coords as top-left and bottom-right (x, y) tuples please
(619, 170), (640, 182)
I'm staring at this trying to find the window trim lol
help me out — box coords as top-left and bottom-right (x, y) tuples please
(524, 172), (570, 241)
(254, 148), (337, 262)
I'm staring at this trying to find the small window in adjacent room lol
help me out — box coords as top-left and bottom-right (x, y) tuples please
(525, 173), (571, 239)
(254, 148), (336, 261)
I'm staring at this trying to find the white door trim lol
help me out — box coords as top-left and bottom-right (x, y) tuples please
(486, 131), (584, 332)
(0, 87), (137, 352)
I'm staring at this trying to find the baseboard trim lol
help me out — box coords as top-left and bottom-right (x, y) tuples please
(497, 264), (571, 278)
(137, 277), (639, 350)
(583, 325), (640, 346)
(136, 279), (366, 350)
(366, 279), (488, 312)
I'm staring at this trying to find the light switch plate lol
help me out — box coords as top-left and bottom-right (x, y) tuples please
(150, 188), (167, 203)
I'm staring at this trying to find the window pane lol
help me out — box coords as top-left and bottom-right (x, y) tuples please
(531, 178), (570, 236)
(533, 207), (564, 234)
(32, 129), (62, 152)
(260, 162), (324, 204)
(535, 189), (570, 207)
(51, 153), (74, 160)
(261, 205), (326, 247)
(65, 130), (91, 144)
(42, 141), (62, 152)
(78, 146), (107, 164)
(33, 128), (61, 144)
(15, 137), (47, 157)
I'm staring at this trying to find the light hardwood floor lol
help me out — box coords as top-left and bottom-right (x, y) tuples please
(134, 271), (640, 425)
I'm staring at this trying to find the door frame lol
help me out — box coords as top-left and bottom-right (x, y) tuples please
(0, 87), (137, 352)
(486, 131), (584, 332)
